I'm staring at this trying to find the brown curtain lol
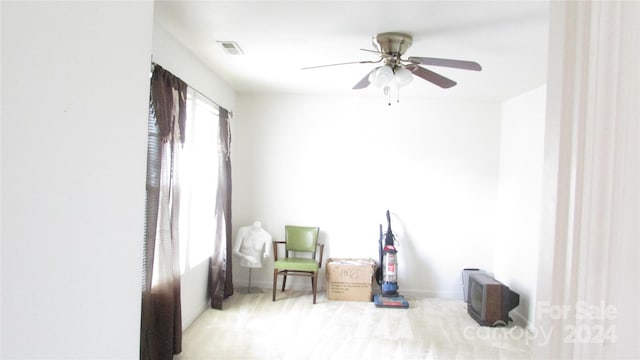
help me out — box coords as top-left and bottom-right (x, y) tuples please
(140, 65), (187, 360)
(208, 107), (234, 309)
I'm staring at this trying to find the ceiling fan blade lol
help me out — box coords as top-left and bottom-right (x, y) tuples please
(353, 70), (374, 89)
(406, 64), (457, 88)
(407, 57), (482, 71)
(359, 48), (392, 58)
(301, 59), (380, 70)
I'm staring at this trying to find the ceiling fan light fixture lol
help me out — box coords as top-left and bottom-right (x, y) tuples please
(369, 65), (394, 87)
(392, 67), (413, 87)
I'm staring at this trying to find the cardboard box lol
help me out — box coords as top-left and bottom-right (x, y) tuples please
(326, 258), (377, 302)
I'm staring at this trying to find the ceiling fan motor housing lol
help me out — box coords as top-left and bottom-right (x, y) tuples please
(374, 32), (413, 56)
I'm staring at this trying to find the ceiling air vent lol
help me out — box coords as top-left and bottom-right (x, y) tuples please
(217, 41), (244, 55)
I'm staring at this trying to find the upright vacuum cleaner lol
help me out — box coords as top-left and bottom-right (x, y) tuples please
(374, 210), (409, 308)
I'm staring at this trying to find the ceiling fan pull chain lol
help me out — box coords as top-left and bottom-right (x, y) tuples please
(384, 86), (391, 106)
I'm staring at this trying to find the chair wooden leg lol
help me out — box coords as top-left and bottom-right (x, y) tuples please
(312, 271), (318, 304)
(272, 269), (278, 302)
(281, 272), (287, 292)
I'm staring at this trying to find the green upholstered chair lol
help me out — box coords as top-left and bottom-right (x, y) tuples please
(272, 225), (324, 304)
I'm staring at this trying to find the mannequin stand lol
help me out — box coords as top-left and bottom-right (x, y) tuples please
(238, 268), (262, 294)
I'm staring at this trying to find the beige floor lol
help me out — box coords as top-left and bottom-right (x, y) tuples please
(175, 289), (532, 360)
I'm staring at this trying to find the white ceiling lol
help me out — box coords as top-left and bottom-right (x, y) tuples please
(154, 1), (549, 101)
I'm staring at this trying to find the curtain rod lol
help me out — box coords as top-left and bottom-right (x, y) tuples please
(151, 62), (233, 117)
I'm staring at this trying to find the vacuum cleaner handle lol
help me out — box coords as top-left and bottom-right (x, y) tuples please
(386, 210), (392, 232)
(376, 224), (383, 285)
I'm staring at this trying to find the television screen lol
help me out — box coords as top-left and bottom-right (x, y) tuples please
(470, 279), (485, 314)
(466, 273), (519, 326)
(461, 268), (485, 302)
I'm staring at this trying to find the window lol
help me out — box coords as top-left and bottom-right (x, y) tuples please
(178, 88), (219, 273)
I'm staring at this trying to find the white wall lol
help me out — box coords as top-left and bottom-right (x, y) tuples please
(494, 86), (546, 329)
(151, 21), (237, 329)
(233, 94), (501, 298)
(1, 2), (153, 358)
(152, 23), (236, 115)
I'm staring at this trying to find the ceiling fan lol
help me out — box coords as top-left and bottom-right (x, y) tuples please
(302, 32), (482, 101)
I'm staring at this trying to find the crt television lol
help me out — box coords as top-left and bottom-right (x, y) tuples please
(466, 273), (520, 326)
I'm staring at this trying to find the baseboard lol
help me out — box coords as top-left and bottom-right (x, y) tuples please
(236, 280), (464, 301)
(400, 288), (464, 300)
(236, 279), (332, 291)
(183, 302), (210, 331)
(510, 308), (534, 331)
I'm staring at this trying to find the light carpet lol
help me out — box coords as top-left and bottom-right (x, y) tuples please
(175, 290), (532, 359)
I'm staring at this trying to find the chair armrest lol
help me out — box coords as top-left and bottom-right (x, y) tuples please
(317, 243), (325, 268)
(272, 240), (286, 261)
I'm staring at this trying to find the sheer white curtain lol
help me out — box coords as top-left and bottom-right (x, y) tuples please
(536, 1), (639, 358)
